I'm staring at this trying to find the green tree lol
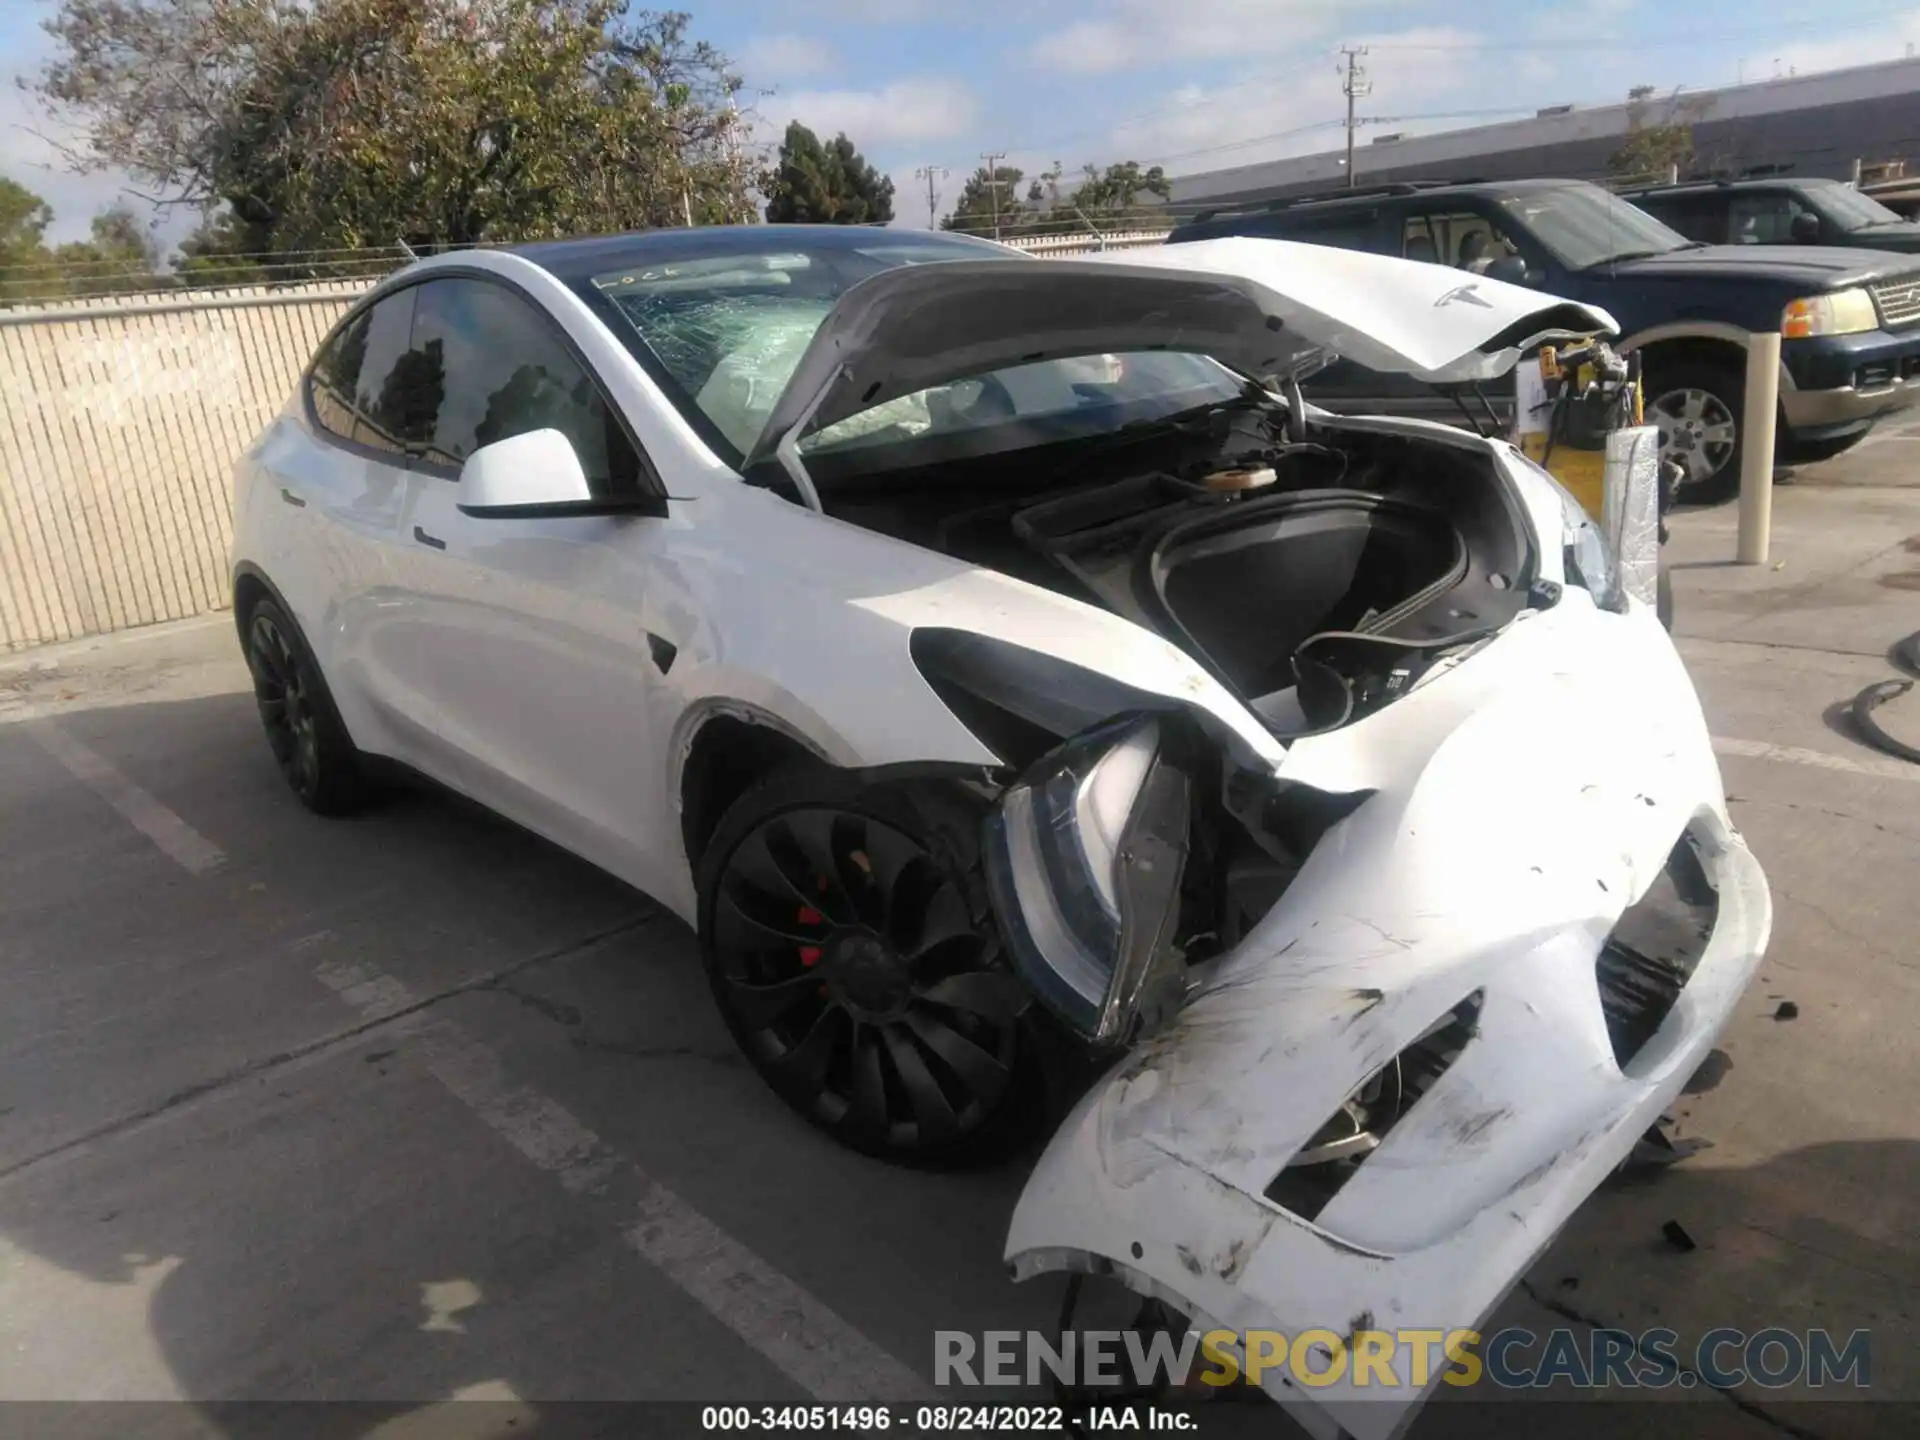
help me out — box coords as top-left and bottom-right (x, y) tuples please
(173, 210), (271, 287)
(50, 203), (165, 292)
(0, 177), (54, 262)
(36, 1), (751, 255)
(0, 176), (56, 304)
(762, 122), (893, 223)
(1071, 161), (1170, 228)
(940, 163), (1024, 236)
(1609, 93), (1710, 183)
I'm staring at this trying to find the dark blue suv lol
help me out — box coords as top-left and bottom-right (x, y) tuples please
(1171, 179), (1920, 501)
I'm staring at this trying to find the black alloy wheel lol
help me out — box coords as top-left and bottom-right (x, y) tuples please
(244, 597), (367, 814)
(699, 774), (1037, 1163)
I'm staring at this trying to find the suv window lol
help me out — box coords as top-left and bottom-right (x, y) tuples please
(1402, 210), (1516, 269)
(308, 287), (419, 457)
(406, 277), (642, 495)
(1273, 205), (1393, 254)
(1729, 190), (1812, 244)
(1638, 192), (1729, 245)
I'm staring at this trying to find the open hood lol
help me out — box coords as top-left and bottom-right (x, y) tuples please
(743, 236), (1617, 475)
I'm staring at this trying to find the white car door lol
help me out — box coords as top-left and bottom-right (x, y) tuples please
(268, 286), (418, 744)
(378, 274), (680, 896)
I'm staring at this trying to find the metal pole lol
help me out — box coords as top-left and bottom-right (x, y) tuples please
(1340, 47), (1369, 189)
(981, 152), (1006, 239)
(1737, 330), (1781, 564)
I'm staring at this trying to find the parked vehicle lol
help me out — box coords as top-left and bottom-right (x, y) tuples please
(232, 226), (1769, 1438)
(1172, 178), (1920, 500)
(1620, 176), (1920, 254)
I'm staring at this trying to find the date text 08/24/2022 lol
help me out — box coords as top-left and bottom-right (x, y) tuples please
(700, 1406), (1192, 1432)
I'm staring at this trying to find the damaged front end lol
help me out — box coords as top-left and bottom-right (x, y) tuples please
(983, 607), (1772, 1440)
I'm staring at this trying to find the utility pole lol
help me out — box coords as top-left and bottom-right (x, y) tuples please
(980, 151), (1006, 239)
(915, 165), (949, 228)
(1339, 46), (1370, 190)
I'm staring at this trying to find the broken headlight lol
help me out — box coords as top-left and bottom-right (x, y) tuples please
(983, 714), (1192, 1045)
(1552, 474), (1624, 613)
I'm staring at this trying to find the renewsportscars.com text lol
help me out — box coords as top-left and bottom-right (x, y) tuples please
(935, 1326), (1872, 1391)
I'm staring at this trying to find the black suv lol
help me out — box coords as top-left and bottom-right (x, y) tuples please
(1171, 178), (1920, 501)
(1620, 177), (1920, 255)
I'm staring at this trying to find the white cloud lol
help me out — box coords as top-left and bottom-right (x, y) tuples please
(1075, 27), (1482, 178)
(779, 77), (978, 146)
(1030, 0), (1354, 75)
(820, 0), (932, 19)
(0, 73), (183, 247)
(1764, 8), (1920, 78)
(737, 33), (836, 81)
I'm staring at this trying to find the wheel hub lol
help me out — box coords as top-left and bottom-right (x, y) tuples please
(823, 929), (911, 1020)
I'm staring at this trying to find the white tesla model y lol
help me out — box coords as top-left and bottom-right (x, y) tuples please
(232, 226), (1769, 1438)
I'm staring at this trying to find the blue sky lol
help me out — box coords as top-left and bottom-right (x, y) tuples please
(5, 0), (1920, 245)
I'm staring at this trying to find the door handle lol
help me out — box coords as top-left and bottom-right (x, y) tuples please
(413, 525), (446, 550)
(279, 488), (307, 508)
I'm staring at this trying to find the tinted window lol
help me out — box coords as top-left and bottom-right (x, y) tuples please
(1729, 190), (1811, 244)
(308, 288), (418, 457)
(1639, 193), (1728, 245)
(1268, 206), (1392, 254)
(407, 278), (641, 495)
(1402, 210), (1517, 269)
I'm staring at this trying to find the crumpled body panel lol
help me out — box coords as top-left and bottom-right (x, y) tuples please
(1006, 595), (1772, 1440)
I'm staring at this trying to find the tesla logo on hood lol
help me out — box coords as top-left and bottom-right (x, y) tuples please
(1435, 283), (1494, 309)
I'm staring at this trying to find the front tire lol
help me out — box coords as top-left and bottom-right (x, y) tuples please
(243, 597), (370, 815)
(1647, 359), (1744, 505)
(696, 767), (1043, 1165)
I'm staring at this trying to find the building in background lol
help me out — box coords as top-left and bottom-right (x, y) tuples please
(1169, 55), (1920, 211)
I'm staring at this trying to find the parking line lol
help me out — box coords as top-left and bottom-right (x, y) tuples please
(27, 721), (227, 873)
(1713, 735), (1920, 784)
(313, 955), (933, 1404)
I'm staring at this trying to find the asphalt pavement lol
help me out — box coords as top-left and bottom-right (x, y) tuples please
(0, 436), (1915, 1440)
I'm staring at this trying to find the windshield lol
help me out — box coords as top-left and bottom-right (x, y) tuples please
(1497, 184), (1693, 269)
(799, 352), (1245, 458)
(588, 237), (997, 462)
(588, 237), (1246, 468)
(1805, 180), (1910, 232)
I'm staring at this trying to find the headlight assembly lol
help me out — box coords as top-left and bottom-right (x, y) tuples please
(983, 714), (1193, 1045)
(1550, 473), (1625, 613)
(1781, 287), (1878, 338)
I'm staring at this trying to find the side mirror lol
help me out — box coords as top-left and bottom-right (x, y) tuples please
(1790, 211), (1821, 244)
(456, 429), (659, 519)
(1484, 254), (1535, 286)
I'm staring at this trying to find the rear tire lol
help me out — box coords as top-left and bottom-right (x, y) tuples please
(696, 766), (1047, 1166)
(243, 597), (370, 815)
(1646, 358), (1744, 505)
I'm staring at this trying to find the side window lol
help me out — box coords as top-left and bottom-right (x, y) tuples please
(1401, 215), (1441, 264)
(307, 287), (419, 457)
(1274, 206), (1390, 254)
(1729, 191), (1805, 244)
(406, 278), (643, 496)
(1407, 211), (1510, 269)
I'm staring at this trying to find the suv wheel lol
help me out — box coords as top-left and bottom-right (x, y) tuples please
(1647, 360), (1744, 505)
